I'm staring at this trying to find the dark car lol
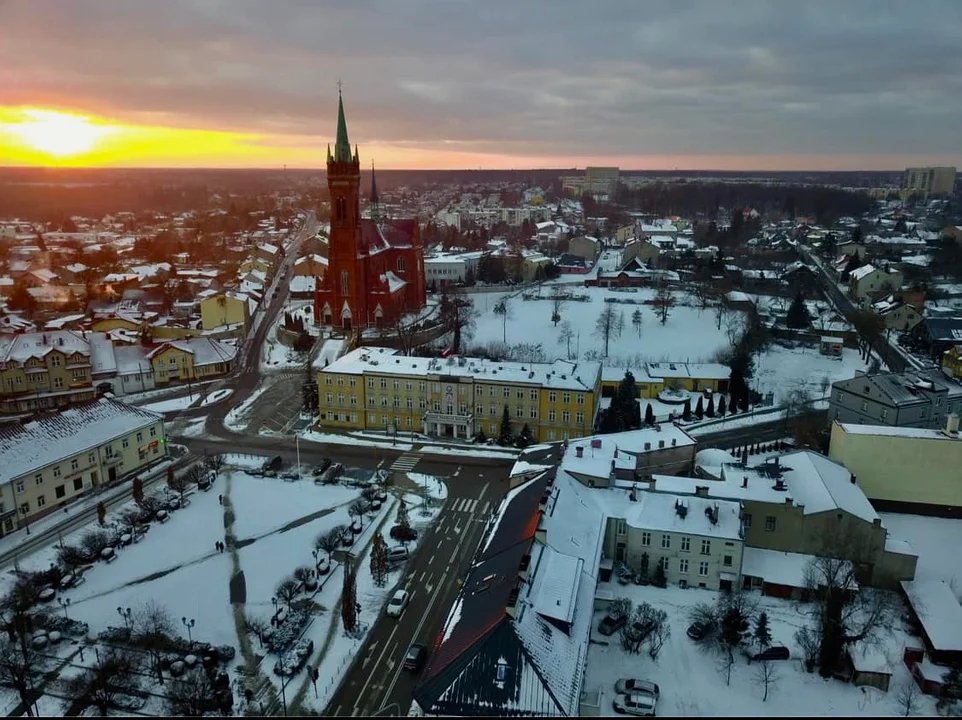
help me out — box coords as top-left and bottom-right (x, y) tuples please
(598, 613), (628, 636)
(312, 458), (332, 476)
(404, 644), (427, 671)
(686, 621), (715, 641)
(749, 645), (790, 663)
(262, 455), (283, 472)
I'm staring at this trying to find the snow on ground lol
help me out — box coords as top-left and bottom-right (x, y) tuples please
(223, 452), (271, 470)
(225, 385), (270, 432)
(262, 302), (317, 372)
(176, 417), (209, 438)
(317, 337), (347, 367)
(201, 388), (233, 406)
(300, 429), (414, 452)
(416, 444), (520, 460)
(754, 343), (869, 405)
(407, 472), (449, 501)
(879, 513), (962, 587)
(585, 582), (935, 717)
(468, 286), (736, 364)
(140, 394), (197, 413)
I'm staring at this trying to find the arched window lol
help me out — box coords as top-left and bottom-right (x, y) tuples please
(336, 197), (347, 222)
(397, 256), (406, 273)
(340, 270), (349, 295)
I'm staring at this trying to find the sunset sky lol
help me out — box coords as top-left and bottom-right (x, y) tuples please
(1, 0), (961, 171)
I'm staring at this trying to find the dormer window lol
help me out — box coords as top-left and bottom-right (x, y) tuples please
(496, 659), (507, 682)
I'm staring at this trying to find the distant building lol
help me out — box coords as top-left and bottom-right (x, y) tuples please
(829, 368), (962, 430)
(903, 166), (957, 197)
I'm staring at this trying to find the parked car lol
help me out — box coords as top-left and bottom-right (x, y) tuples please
(313, 459), (332, 476)
(686, 621), (715, 641)
(598, 612), (627, 636)
(748, 645), (790, 663)
(404, 643), (427, 671)
(262, 456), (283, 472)
(615, 679), (660, 699)
(386, 546), (409, 565)
(613, 692), (657, 716)
(280, 471), (299, 480)
(386, 590), (410, 617)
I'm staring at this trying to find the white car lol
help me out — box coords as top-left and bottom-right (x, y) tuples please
(386, 589), (410, 617)
(613, 692), (657, 716)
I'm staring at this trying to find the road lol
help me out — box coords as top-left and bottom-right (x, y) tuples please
(324, 463), (508, 717)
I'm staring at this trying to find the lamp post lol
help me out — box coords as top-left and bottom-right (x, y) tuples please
(311, 549), (320, 571)
(116, 606), (132, 631)
(295, 434), (301, 480)
(20, 507), (30, 535)
(58, 597), (70, 619)
(182, 617), (195, 643)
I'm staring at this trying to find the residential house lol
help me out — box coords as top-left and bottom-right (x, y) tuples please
(849, 264), (903, 301)
(621, 238), (661, 267)
(912, 317), (962, 361)
(254, 242), (282, 269)
(943, 345), (962, 378)
(901, 579), (962, 667)
(568, 235), (600, 263)
(829, 368), (962, 430)
(424, 255), (467, 287)
(0, 397), (166, 532)
(199, 291), (251, 335)
(293, 254), (328, 278)
(869, 294), (923, 332)
(828, 416), (962, 515)
(147, 338), (238, 385)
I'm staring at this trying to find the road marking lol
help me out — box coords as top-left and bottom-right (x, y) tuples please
(480, 500), (490, 515)
(453, 465), (462, 477)
(465, 499), (477, 513)
(358, 620), (400, 700)
(426, 582), (434, 594)
(389, 454), (420, 473)
(332, 704), (341, 716)
(478, 482), (490, 502)
(419, 570), (427, 582)
(428, 554), (435, 565)
(352, 708), (361, 716)
(449, 545), (458, 563)
(409, 590), (417, 601)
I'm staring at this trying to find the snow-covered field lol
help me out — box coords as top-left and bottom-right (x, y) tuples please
(584, 582), (935, 717)
(140, 394), (197, 413)
(201, 388), (233, 406)
(754, 343), (868, 405)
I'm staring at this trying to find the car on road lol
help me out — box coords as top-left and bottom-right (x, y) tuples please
(747, 645), (790, 663)
(404, 643), (427, 671)
(386, 589), (410, 617)
(613, 692), (657, 716)
(687, 620), (715, 641)
(598, 612), (627, 636)
(615, 679), (660, 699)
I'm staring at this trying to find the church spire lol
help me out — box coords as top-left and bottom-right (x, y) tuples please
(333, 85), (352, 163)
(370, 161), (380, 224)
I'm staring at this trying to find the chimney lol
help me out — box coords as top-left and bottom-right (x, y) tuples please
(576, 446), (583, 458)
(644, 442), (651, 451)
(649, 478), (656, 492)
(671, 438), (677, 447)
(695, 486), (709, 498)
(614, 449), (618, 458)
(850, 473), (857, 485)
(658, 440), (665, 449)
(742, 476), (748, 488)
(785, 497), (793, 506)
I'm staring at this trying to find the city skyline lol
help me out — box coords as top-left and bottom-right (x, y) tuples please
(1, 0), (961, 171)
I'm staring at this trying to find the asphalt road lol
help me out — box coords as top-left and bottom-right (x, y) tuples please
(324, 463), (509, 717)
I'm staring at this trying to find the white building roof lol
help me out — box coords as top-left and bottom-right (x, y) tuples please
(531, 545), (583, 626)
(741, 547), (818, 588)
(0, 331), (90, 364)
(0, 398), (163, 483)
(836, 422), (962, 441)
(148, 338), (238, 367)
(901, 579), (962, 653)
(850, 264), (878, 282)
(289, 276), (316, 293)
(608, 488), (743, 540)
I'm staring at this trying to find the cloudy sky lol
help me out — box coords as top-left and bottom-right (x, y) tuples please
(1, 0), (961, 169)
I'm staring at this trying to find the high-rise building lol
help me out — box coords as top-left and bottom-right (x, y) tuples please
(903, 166), (957, 197)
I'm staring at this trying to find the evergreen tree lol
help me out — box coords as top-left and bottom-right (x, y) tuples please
(475, 427), (486, 444)
(644, 403), (655, 426)
(786, 292), (811, 329)
(97, 502), (106, 526)
(498, 405), (513, 445)
(132, 477), (144, 505)
(370, 534), (388, 587)
(841, 251), (862, 281)
(706, 395), (715, 418)
(341, 564), (358, 633)
(717, 395), (727, 416)
(682, 398), (692, 421)
(606, 371), (641, 432)
(516, 424), (534, 448)
(754, 611), (772, 649)
(695, 397), (704, 419)
(651, 559), (667, 588)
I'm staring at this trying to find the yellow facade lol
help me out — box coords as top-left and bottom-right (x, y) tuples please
(0, 346), (95, 413)
(91, 317), (144, 333)
(200, 294), (249, 332)
(943, 345), (962, 379)
(600, 370), (727, 401)
(239, 257), (273, 278)
(316, 363), (601, 443)
(151, 325), (198, 340)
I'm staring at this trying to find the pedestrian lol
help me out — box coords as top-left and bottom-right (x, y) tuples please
(218, 494), (223, 505)
(215, 541), (219, 552)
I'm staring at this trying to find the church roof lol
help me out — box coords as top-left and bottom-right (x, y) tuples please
(333, 90), (352, 163)
(360, 219), (417, 254)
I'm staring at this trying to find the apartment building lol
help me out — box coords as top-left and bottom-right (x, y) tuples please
(903, 166), (957, 197)
(0, 397), (166, 533)
(829, 369), (962, 430)
(315, 347), (601, 443)
(0, 331), (113, 415)
(601, 362), (731, 400)
(829, 416), (962, 515)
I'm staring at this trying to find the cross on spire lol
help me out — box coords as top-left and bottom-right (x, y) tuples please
(337, 78), (343, 94)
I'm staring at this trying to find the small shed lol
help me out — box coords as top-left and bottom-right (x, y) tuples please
(901, 579), (962, 666)
(912, 657), (950, 697)
(847, 644), (893, 692)
(820, 336), (844, 356)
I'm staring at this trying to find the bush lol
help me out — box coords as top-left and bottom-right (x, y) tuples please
(390, 525), (418, 542)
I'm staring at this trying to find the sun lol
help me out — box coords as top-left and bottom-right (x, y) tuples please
(6, 108), (115, 158)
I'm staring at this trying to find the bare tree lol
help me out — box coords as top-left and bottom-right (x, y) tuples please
(594, 304), (624, 356)
(753, 659), (779, 702)
(275, 578), (300, 611)
(348, 499), (368, 529)
(651, 282), (676, 325)
(550, 286), (566, 326)
(293, 566), (313, 586)
(794, 624), (821, 672)
(558, 320), (576, 360)
(379, 313), (421, 356)
(204, 454), (226, 474)
(168, 471), (191, 505)
(893, 679), (921, 716)
(691, 282), (713, 313)
(244, 615), (269, 648)
(60, 647), (144, 716)
(165, 666), (219, 716)
(715, 299), (729, 330)
(132, 601), (174, 685)
(81, 530), (112, 559)
(0, 633), (45, 717)
(440, 290), (477, 354)
(493, 298), (512, 343)
(631, 308), (643, 337)
(315, 527), (343, 561)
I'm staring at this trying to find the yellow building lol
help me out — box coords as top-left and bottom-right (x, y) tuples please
(601, 362), (731, 401)
(147, 338), (238, 385)
(239, 256), (274, 279)
(0, 331), (99, 414)
(200, 291), (251, 334)
(903, 166), (957, 197)
(0, 397), (166, 533)
(943, 345), (962, 378)
(315, 347), (602, 443)
(91, 315), (145, 334)
(829, 418), (962, 513)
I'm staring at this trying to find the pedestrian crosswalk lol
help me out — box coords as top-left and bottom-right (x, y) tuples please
(449, 498), (480, 513)
(389, 453), (420, 473)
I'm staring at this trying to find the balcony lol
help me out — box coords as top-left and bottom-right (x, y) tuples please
(424, 410), (474, 425)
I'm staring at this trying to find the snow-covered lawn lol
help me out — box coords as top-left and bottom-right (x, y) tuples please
(879, 512), (962, 587)
(585, 582), (935, 717)
(140, 394), (198, 413)
(407, 472), (449, 501)
(201, 388), (233, 406)
(754, 343), (869, 405)
(300, 429), (415, 452)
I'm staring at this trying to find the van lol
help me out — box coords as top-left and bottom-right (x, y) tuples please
(386, 546), (409, 564)
(749, 645), (790, 663)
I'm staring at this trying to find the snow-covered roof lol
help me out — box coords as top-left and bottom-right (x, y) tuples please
(694, 448), (738, 479)
(88, 332), (117, 374)
(850, 264), (878, 281)
(741, 547), (818, 589)
(29, 267), (59, 282)
(531, 545), (582, 626)
(647, 361), (730, 380)
(146, 338), (238, 367)
(43, 313), (86, 330)
(0, 331), (90, 364)
(289, 276), (316, 293)
(257, 242), (279, 255)
(294, 254), (327, 266)
(901, 579), (962, 653)
(836, 422), (961, 441)
(608, 488), (743, 540)
(322, 346), (601, 392)
(0, 398), (163, 482)
(381, 271), (407, 294)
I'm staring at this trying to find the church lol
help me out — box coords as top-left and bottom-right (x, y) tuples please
(313, 92), (426, 331)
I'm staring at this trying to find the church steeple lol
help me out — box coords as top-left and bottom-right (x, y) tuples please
(370, 162), (380, 224)
(334, 87), (352, 164)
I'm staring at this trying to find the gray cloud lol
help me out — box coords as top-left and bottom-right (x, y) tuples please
(1, 0), (961, 165)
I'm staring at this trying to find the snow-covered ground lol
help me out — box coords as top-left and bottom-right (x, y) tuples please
(140, 394), (198, 413)
(754, 343), (869, 405)
(262, 301), (317, 372)
(584, 582), (936, 717)
(407, 472), (449, 501)
(201, 388), (233, 406)
(300, 429), (415, 452)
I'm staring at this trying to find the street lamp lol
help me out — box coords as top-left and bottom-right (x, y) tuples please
(58, 597), (70, 619)
(182, 617), (195, 643)
(116, 606), (132, 631)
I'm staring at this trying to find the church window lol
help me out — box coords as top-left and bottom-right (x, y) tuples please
(398, 257), (406, 273)
(341, 270), (349, 295)
(336, 197), (347, 222)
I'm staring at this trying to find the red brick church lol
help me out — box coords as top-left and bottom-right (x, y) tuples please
(313, 92), (426, 330)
